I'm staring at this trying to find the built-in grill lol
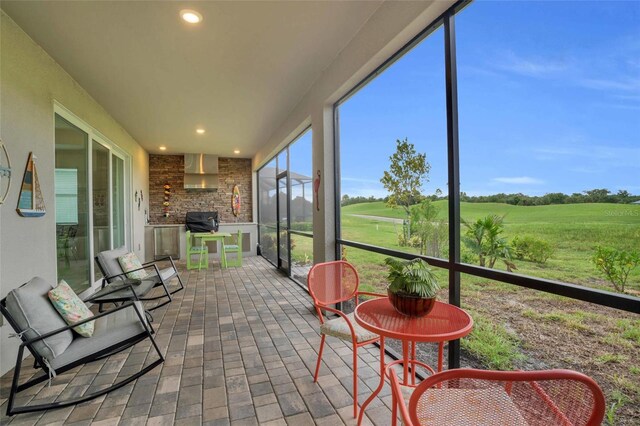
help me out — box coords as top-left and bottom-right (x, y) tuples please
(185, 211), (219, 232)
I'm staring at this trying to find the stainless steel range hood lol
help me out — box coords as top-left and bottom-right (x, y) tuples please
(184, 154), (219, 189)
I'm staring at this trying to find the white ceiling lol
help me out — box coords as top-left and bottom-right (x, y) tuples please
(2, 1), (384, 157)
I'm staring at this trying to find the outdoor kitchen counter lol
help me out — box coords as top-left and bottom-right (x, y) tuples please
(144, 223), (258, 262)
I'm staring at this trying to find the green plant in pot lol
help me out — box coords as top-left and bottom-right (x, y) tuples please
(385, 257), (440, 317)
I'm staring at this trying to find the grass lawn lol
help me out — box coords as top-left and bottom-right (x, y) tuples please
(342, 201), (640, 291)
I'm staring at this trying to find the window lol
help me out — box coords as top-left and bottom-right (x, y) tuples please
(456, 1), (640, 289)
(336, 24), (448, 292)
(334, 2), (638, 419)
(55, 169), (79, 224)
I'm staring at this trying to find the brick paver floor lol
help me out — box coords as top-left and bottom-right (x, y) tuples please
(1, 257), (397, 425)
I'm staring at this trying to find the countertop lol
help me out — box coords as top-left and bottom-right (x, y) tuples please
(145, 223), (257, 227)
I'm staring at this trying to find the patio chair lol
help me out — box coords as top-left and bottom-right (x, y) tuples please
(388, 365), (606, 426)
(307, 260), (385, 418)
(0, 277), (164, 415)
(186, 230), (208, 270)
(94, 246), (184, 312)
(222, 230), (242, 267)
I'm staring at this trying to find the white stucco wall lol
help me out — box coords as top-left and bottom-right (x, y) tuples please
(252, 1), (455, 262)
(0, 11), (149, 375)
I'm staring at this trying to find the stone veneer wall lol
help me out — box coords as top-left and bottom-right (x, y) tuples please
(149, 155), (252, 224)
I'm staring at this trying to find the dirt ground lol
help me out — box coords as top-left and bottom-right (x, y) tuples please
(461, 283), (639, 425)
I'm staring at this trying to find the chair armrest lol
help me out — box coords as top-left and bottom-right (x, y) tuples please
(83, 280), (139, 303)
(142, 256), (172, 266)
(21, 302), (141, 346)
(104, 263), (161, 281)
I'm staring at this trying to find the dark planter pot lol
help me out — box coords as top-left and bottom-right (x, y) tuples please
(387, 289), (436, 317)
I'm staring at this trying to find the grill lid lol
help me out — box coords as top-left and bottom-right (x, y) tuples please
(185, 211), (219, 232)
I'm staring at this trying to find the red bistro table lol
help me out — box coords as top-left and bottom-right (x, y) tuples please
(354, 298), (473, 425)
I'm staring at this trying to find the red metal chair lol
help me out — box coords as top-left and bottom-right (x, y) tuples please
(388, 365), (606, 426)
(307, 260), (385, 418)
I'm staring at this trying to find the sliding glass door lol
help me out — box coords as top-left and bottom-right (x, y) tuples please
(55, 115), (91, 293)
(112, 154), (126, 248)
(55, 110), (129, 293)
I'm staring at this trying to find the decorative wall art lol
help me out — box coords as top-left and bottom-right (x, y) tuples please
(134, 189), (144, 210)
(16, 152), (46, 217)
(231, 185), (241, 217)
(163, 182), (171, 218)
(0, 139), (11, 205)
(314, 170), (321, 212)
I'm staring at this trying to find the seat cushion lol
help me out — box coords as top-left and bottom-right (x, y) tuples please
(96, 246), (129, 280)
(117, 252), (149, 280)
(320, 312), (379, 343)
(48, 280), (95, 337)
(146, 267), (177, 284)
(188, 246), (208, 253)
(50, 302), (149, 370)
(5, 277), (74, 360)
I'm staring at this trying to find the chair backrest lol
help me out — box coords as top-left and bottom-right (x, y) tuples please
(307, 261), (359, 305)
(186, 230), (193, 251)
(95, 246), (129, 281)
(1, 277), (74, 363)
(235, 230), (242, 250)
(396, 368), (605, 426)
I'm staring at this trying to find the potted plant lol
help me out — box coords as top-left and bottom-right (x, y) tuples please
(385, 257), (440, 317)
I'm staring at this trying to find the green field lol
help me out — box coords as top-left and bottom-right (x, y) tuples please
(341, 201), (640, 292)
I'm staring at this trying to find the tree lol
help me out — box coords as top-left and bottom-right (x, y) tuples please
(462, 215), (516, 271)
(380, 138), (431, 238)
(583, 188), (610, 203)
(592, 246), (640, 293)
(615, 190), (631, 204)
(410, 200), (447, 257)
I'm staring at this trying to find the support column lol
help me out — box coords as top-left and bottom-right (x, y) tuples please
(311, 106), (336, 263)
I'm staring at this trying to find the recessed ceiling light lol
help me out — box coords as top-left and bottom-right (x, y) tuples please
(159, 146), (167, 151)
(181, 9), (203, 24)
(233, 150), (240, 154)
(196, 128), (205, 134)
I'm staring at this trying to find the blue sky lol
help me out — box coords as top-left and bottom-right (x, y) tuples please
(339, 0), (640, 198)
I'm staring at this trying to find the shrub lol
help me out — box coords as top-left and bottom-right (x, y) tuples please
(511, 235), (554, 264)
(592, 246), (640, 293)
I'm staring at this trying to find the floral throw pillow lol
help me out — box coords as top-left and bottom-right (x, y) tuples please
(48, 280), (95, 337)
(117, 252), (148, 280)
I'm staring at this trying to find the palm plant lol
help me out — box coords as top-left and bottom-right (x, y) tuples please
(463, 215), (516, 272)
(385, 257), (439, 298)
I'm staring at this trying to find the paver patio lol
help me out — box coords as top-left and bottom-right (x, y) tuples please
(0, 257), (395, 425)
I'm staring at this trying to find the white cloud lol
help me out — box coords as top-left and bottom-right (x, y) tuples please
(492, 177), (544, 185)
(341, 176), (382, 184)
(579, 77), (640, 93)
(533, 145), (640, 167)
(494, 52), (567, 78)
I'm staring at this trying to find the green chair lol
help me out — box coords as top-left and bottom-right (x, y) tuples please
(223, 230), (243, 267)
(186, 230), (208, 270)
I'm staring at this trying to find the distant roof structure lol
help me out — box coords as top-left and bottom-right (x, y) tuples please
(258, 167), (312, 191)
